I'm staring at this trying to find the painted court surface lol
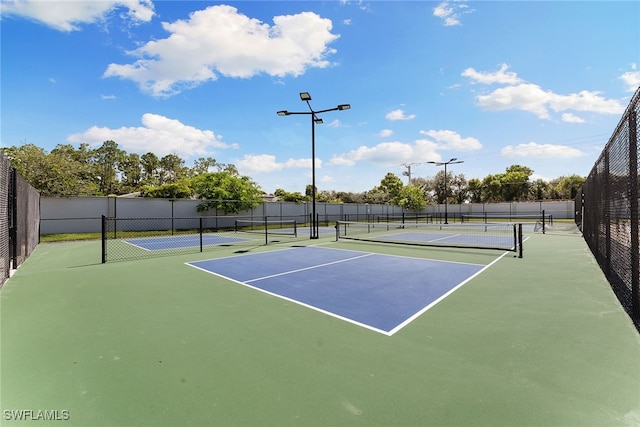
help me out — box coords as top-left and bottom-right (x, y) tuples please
(1, 231), (639, 426)
(188, 246), (489, 335)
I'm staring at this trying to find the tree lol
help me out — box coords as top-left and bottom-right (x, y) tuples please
(93, 140), (125, 195)
(159, 154), (187, 184)
(2, 143), (99, 196)
(430, 170), (449, 204)
(378, 172), (404, 204)
(190, 157), (220, 176)
(500, 164), (533, 201)
(467, 178), (483, 203)
(397, 184), (426, 211)
(304, 184), (316, 201)
(363, 187), (387, 204)
(141, 182), (193, 199)
(192, 172), (263, 214)
(530, 179), (551, 201)
(274, 188), (306, 202)
(119, 153), (143, 193)
(481, 174), (502, 203)
(450, 173), (468, 204)
(140, 152), (160, 186)
(50, 143), (98, 194)
(554, 175), (585, 199)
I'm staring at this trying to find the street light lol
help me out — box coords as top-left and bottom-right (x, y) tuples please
(428, 157), (464, 224)
(277, 92), (351, 239)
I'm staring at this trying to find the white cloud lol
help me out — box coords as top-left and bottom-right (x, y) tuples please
(236, 154), (318, 174)
(433, 1), (473, 26)
(385, 109), (416, 121)
(0, 0), (154, 31)
(101, 94), (117, 100)
(320, 174), (334, 184)
(419, 129), (482, 151)
(501, 142), (584, 158)
(475, 83), (624, 119)
(620, 64), (640, 92)
(377, 129), (394, 138)
(461, 63), (522, 85)
(329, 139), (440, 167)
(561, 113), (585, 123)
(103, 5), (339, 97)
(67, 113), (237, 158)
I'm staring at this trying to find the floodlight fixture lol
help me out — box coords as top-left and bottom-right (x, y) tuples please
(428, 157), (464, 224)
(277, 91), (351, 239)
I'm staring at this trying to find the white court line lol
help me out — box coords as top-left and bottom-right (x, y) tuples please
(245, 253), (375, 284)
(186, 245), (511, 336)
(387, 250), (511, 335)
(186, 259), (393, 336)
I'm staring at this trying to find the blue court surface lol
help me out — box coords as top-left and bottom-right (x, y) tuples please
(376, 230), (516, 248)
(187, 246), (491, 335)
(126, 234), (250, 251)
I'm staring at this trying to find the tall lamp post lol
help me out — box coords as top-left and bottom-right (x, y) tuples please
(428, 158), (464, 224)
(277, 92), (350, 239)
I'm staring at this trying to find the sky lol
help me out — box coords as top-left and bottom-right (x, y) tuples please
(1, 0), (639, 194)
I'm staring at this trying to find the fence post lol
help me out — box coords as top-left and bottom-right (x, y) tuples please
(604, 149), (611, 276)
(9, 168), (17, 269)
(101, 215), (107, 263)
(629, 110), (639, 320)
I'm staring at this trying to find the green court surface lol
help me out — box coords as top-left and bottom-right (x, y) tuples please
(1, 232), (639, 426)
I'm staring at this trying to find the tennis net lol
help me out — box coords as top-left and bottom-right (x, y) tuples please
(335, 220), (523, 257)
(234, 219), (297, 237)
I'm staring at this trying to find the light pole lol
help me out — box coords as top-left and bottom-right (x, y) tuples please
(428, 158), (464, 224)
(277, 92), (350, 239)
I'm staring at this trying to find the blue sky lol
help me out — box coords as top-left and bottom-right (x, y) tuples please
(1, 1), (639, 194)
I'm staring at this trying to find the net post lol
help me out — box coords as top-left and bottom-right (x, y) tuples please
(542, 209), (546, 234)
(518, 223), (523, 258)
(199, 217), (203, 252)
(335, 221), (339, 241)
(101, 215), (107, 264)
(294, 220), (297, 238)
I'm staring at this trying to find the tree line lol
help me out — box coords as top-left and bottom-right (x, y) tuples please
(1, 141), (585, 213)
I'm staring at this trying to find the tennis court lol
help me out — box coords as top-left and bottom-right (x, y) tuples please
(188, 246), (494, 335)
(125, 233), (252, 251)
(1, 229), (639, 426)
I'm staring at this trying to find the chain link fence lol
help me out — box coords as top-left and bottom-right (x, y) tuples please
(0, 153), (10, 286)
(0, 153), (40, 287)
(578, 86), (639, 331)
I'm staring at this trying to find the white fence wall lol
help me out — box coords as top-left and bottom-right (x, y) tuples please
(39, 197), (575, 235)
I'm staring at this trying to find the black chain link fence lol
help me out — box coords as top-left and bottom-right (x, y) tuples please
(0, 153), (10, 286)
(0, 153), (40, 287)
(578, 87), (639, 331)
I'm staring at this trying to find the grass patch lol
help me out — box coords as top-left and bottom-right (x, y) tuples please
(40, 233), (101, 243)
